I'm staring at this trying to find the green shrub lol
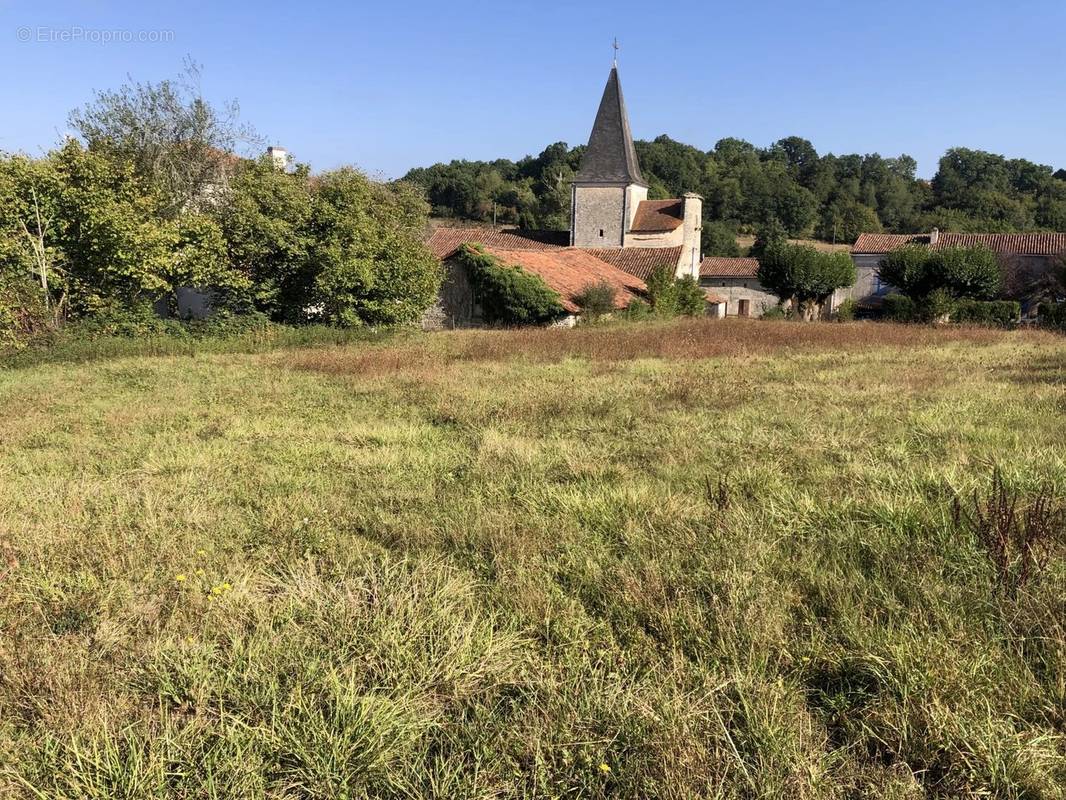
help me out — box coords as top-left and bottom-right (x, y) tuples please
(952, 299), (1020, 328)
(457, 244), (564, 325)
(760, 305), (788, 320)
(61, 303), (186, 340)
(881, 293), (917, 322)
(675, 276), (707, 317)
(646, 267), (706, 317)
(645, 266), (681, 316)
(879, 245), (1002, 300)
(0, 273), (52, 350)
(573, 281), (617, 321)
(59, 306), (276, 343)
(622, 298), (654, 321)
(921, 288), (957, 323)
(1038, 302), (1066, 331)
(835, 298), (857, 322)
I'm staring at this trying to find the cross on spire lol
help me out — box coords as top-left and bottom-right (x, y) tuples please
(612, 37), (619, 67)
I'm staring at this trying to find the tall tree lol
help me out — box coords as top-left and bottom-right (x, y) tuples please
(69, 60), (258, 217)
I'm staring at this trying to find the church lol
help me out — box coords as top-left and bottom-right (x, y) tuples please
(424, 64), (709, 328)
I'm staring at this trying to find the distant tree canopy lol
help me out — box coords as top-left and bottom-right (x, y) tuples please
(404, 136), (1066, 243)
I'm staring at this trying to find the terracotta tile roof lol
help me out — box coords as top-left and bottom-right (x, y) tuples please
(426, 227), (568, 259)
(852, 231), (1066, 256)
(583, 246), (684, 281)
(850, 233), (927, 253)
(699, 256), (760, 278)
(630, 199), (684, 232)
(935, 232), (1066, 255)
(481, 246), (646, 314)
(703, 289), (728, 304)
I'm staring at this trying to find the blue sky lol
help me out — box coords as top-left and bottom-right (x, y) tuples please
(1, 0), (1064, 179)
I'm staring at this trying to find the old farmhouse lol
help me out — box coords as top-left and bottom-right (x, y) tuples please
(852, 230), (1066, 312)
(424, 66), (704, 328)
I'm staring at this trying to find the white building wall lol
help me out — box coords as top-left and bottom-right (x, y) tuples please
(700, 278), (779, 317)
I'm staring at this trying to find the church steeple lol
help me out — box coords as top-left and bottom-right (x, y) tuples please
(574, 67), (647, 187)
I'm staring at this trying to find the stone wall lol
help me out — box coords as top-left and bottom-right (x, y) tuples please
(572, 185), (626, 247)
(422, 258), (479, 330)
(700, 277), (779, 317)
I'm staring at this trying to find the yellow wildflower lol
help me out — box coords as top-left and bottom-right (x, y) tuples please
(599, 763), (611, 774)
(174, 574), (187, 583)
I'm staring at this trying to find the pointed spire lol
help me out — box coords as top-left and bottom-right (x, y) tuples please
(574, 66), (647, 187)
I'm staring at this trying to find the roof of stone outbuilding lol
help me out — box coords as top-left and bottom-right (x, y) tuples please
(481, 246), (646, 313)
(574, 67), (647, 186)
(699, 256), (760, 278)
(630, 199), (684, 232)
(703, 289), (728, 304)
(582, 246), (684, 281)
(426, 227), (568, 259)
(852, 231), (1066, 256)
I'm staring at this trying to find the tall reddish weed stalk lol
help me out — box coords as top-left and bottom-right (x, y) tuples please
(952, 468), (1063, 599)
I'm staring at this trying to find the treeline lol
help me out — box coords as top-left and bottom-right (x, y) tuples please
(0, 66), (441, 349)
(403, 136), (1066, 254)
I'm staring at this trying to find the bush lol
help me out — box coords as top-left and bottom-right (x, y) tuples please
(676, 276), (707, 317)
(58, 306), (277, 343)
(573, 281), (617, 321)
(879, 245), (1002, 300)
(309, 169), (442, 327)
(953, 299), (1020, 328)
(1038, 302), (1066, 331)
(61, 303), (186, 340)
(457, 244), (564, 325)
(920, 288), (957, 323)
(646, 268), (707, 318)
(882, 293), (917, 322)
(0, 273), (52, 350)
(834, 298), (857, 322)
(621, 298), (654, 320)
(645, 266), (681, 316)
(760, 305), (788, 320)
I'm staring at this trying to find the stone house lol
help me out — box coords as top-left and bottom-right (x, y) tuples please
(850, 230), (1066, 312)
(697, 257), (778, 317)
(423, 236), (646, 328)
(424, 64), (704, 327)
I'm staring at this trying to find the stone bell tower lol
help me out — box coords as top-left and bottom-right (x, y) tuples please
(570, 66), (648, 248)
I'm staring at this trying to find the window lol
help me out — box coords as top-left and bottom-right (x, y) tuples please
(599, 229), (604, 237)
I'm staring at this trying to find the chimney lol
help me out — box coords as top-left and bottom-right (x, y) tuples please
(682, 192), (703, 278)
(929, 227), (940, 245)
(266, 146), (288, 171)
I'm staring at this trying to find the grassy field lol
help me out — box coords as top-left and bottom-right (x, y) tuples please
(0, 318), (1064, 798)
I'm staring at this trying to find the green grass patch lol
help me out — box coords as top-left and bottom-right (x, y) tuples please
(0, 318), (1063, 797)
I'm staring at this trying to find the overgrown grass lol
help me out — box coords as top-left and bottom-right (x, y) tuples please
(0, 318), (1064, 797)
(0, 324), (397, 369)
